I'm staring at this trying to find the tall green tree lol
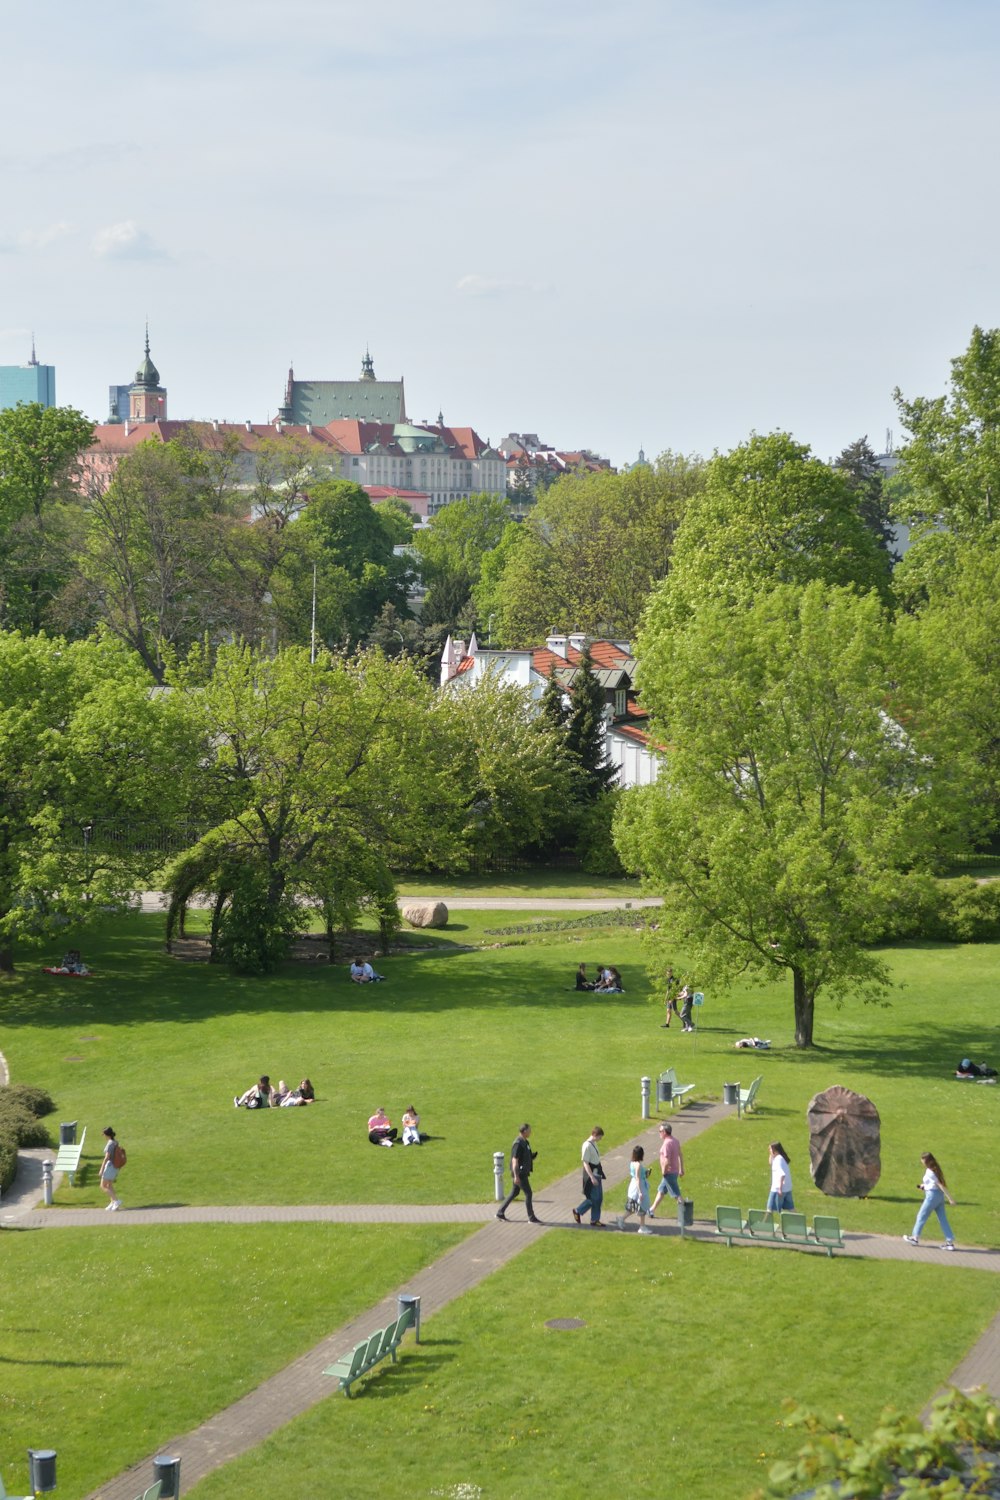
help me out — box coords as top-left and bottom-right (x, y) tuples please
(833, 435), (896, 559)
(657, 433), (890, 627)
(164, 643), (466, 969)
(564, 646), (617, 799)
(0, 632), (194, 971)
(477, 454), (703, 645)
(618, 582), (974, 1047)
(413, 492), (510, 632)
(0, 403), (93, 632)
(893, 325), (1000, 539)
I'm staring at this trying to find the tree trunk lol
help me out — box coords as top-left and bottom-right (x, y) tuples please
(792, 968), (814, 1048)
(0, 946), (13, 974)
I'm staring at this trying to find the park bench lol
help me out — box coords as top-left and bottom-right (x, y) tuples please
(715, 1205), (845, 1256)
(657, 1067), (695, 1110)
(737, 1075), (763, 1116)
(323, 1301), (416, 1397)
(53, 1124), (87, 1186)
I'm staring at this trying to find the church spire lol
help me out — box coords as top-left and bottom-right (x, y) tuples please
(360, 347), (375, 380)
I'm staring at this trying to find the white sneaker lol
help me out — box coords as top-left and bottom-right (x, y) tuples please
(637, 1226), (653, 1235)
(615, 1215), (625, 1230)
(943, 1241), (956, 1251)
(105, 1202), (115, 1210)
(110, 1201), (121, 1211)
(903, 1235), (919, 1245)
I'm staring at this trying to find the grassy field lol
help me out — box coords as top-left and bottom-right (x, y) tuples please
(1, 903), (998, 1499)
(184, 1234), (1000, 1500)
(0, 1223), (470, 1500)
(2, 914), (996, 1244)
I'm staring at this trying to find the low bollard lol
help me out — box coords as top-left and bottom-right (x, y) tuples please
(641, 1075), (651, 1119)
(493, 1150), (505, 1201)
(153, 1454), (181, 1499)
(42, 1159), (54, 1206)
(398, 1292), (421, 1343)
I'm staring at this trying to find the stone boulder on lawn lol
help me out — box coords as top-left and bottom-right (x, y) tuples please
(401, 900), (448, 929)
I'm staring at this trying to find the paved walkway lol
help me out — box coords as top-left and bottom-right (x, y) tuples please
(0, 1101), (996, 1500)
(136, 891), (663, 914)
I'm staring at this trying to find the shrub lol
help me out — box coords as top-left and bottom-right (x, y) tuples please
(917, 878), (1000, 943)
(575, 791), (629, 877)
(0, 1130), (17, 1193)
(0, 1092), (54, 1148)
(5, 1083), (55, 1117)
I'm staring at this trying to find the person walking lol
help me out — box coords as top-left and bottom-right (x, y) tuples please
(649, 1121), (684, 1217)
(678, 983), (695, 1032)
(618, 1145), (653, 1233)
(904, 1151), (957, 1249)
(572, 1126), (606, 1227)
(100, 1125), (125, 1211)
(661, 967), (678, 1027)
(496, 1123), (540, 1223)
(766, 1141), (794, 1213)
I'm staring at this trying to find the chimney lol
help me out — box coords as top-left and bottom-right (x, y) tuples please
(305, 422), (313, 435)
(213, 419), (219, 432)
(245, 420), (253, 433)
(124, 420), (131, 436)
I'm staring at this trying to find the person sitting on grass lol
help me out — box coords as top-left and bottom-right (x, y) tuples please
(368, 1107), (397, 1146)
(281, 1078), (316, 1106)
(575, 963), (596, 991)
(234, 1075), (273, 1109)
(350, 956), (385, 983)
(401, 1105), (421, 1144)
(594, 965), (624, 993)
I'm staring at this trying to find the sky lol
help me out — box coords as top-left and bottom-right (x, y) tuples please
(2, 0), (999, 469)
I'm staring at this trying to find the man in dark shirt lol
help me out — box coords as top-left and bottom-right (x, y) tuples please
(496, 1123), (540, 1223)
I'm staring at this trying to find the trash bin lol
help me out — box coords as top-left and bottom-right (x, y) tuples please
(656, 1076), (673, 1107)
(59, 1121), (77, 1146)
(153, 1455), (181, 1499)
(723, 1082), (740, 1107)
(397, 1292), (422, 1343)
(677, 1198), (694, 1230)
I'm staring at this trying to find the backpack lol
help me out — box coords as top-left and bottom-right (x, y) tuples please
(112, 1141), (127, 1169)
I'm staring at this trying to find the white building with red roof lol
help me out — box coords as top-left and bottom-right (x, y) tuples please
(440, 631), (661, 787)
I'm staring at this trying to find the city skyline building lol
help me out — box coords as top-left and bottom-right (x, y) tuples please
(0, 337), (56, 412)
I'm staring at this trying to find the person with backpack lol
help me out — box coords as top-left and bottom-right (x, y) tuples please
(100, 1125), (126, 1211)
(496, 1123), (541, 1223)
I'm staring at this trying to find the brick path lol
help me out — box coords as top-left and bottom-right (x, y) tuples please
(4, 1100), (998, 1498)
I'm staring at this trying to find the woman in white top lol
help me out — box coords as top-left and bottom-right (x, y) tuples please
(904, 1151), (956, 1249)
(766, 1141), (794, 1213)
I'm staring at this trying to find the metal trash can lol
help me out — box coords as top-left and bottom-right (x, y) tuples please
(153, 1455), (181, 1499)
(397, 1292), (421, 1343)
(677, 1198), (694, 1229)
(723, 1083), (740, 1107)
(656, 1076), (673, 1107)
(59, 1121), (77, 1146)
(28, 1450), (57, 1493)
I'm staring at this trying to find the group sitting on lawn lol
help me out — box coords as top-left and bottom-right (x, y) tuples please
(234, 1076), (315, 1108)
(44, 949), (91, 976)
(368, 1105), (425, 1145)
(575, 963), (625, 993)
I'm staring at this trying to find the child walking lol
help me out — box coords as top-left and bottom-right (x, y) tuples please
(618, 1145), (653, 1234)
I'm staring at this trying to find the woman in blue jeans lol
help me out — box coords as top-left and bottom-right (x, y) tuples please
(904, 1151), (957, 1249)
(766, 1141), (794, 1213)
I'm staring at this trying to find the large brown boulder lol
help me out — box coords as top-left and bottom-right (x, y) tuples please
(807, 1084), (881, 1198)
(401, 900), (448, 929)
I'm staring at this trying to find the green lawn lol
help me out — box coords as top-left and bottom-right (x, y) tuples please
(2, 916), (996, 1244)
(184, 1232), (1000, 1500)
(0, 1223), (470, 1500)
(2, 908), (999, 1499)
(394, 870), (645, 899)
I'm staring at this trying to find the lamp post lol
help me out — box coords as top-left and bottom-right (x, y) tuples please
(487, 613), (495, 646)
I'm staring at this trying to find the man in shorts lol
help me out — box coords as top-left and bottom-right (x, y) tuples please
(650, 1121), (684, 1217)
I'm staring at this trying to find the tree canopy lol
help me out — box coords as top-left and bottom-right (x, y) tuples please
(619, 582), (972, 1047)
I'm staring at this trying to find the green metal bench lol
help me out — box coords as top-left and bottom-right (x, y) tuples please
(745, 1207), (781, 1241)
(323, 1301), (416, 1396)
(737, 1075), (763, 1116)
(53, 1124), (87, 1186)
(658, 1067), (695, 1110)
(779, 1211), (813, 1246)
(715, 1205), (747, 1246)
(812, 1215), (846, 1257)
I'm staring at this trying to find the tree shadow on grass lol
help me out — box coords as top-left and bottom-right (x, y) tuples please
(2, 917), (655, 1029)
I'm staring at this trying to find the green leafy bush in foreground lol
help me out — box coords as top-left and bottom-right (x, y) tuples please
(0, 1082), (55, 1187)
(752, 1387), (1000, 1498)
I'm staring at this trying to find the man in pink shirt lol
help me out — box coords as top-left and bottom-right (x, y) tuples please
(650, 1121), (684, 1217)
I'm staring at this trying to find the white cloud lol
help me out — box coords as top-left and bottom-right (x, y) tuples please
(0, 221), (75, 254)
(455, 273), (550, 299)
(92, 220), (166, 260)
